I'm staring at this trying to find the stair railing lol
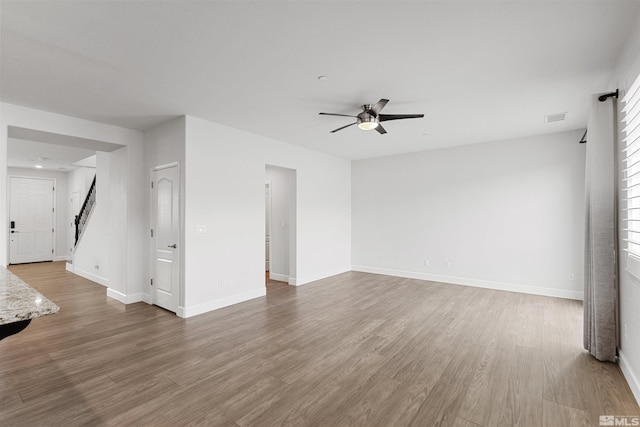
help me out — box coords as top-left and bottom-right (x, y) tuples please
(74, 175), (97, 247)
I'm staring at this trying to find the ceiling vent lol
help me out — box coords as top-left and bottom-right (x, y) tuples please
(544, 112), (567, 123)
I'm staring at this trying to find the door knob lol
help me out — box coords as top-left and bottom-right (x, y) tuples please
(167, 244), (177, 248)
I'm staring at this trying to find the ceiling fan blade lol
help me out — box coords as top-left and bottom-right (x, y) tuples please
(375, 124), (387, 134)
(330, 122), (357, 133)
(379, 114), (424, 122)
(371, 99), (389, 114)
(319, 112), (357, 118)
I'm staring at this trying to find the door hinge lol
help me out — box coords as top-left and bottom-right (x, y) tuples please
(52, 228), (54, 233)
(151, 181), (154, 189)
(52, 186), (55, 191)
(52, 207), (55, 212)
(150, 229), (154, 237)
(52, 248), (54, 254)
(150, 278), (153, 286)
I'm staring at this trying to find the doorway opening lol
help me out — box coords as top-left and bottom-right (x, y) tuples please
(265, 165), (296, 287)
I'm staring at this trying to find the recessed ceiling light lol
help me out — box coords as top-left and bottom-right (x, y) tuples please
(34, 165), (43, 169)
(317, 75), (328, 81)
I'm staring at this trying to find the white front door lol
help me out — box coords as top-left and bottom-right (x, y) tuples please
(9, 177), (55, 264)
(151, 165), (180, 313)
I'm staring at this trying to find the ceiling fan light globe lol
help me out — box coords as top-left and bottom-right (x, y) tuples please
(357, 120), (379, 131)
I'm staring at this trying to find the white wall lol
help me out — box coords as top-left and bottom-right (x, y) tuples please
(7, 167), (69, 261)
(68, 166), (95, 253)
(610, 11), (640, 406)
(183, 116), (351, 317)
(352, 129), (586, 300)
(265, 165), (296, 282)
(144, 116), (186, 305)
(73, 152), (110, 285)
(0, 103), (145, 303)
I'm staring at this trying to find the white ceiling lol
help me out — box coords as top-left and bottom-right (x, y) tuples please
(1, 1), (639, 160)
(7, 138), (96, 171)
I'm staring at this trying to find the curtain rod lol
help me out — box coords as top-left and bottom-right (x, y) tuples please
(579, 129), (587, 144)
(599, 89), (619, 102)
(580, 90), (620, 143)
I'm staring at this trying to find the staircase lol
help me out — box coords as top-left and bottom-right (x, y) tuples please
(74, 175), (96, 247)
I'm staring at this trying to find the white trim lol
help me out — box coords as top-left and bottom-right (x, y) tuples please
(142, 293), (152, 304)
(54, 255), (71, 262)
(106, 288), (144, 304)
(176, 306), (186, 318)
(293, 267), (351, 287)
(351, 265), (584, 300)
(153, 161), (179, 171)
(619, 350), (640, 407)
(73, 266), (109, 287)
(65, 261), (73, 272)
(269, 272), (289, 283)
(179, 288), (266, 318)
(288, 277), (297, 286)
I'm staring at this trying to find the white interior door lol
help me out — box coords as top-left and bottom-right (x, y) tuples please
(151, 165), (180, 313)
(9, 177), (54, 264)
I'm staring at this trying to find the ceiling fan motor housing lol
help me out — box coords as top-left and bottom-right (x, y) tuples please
(357, 107), (379, 130)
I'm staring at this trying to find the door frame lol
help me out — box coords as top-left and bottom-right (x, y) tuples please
(8, 175), (56, 264)
(149, 162), (181, 313)
(264, 165), (297, 285)
(265, 181), (271, 274)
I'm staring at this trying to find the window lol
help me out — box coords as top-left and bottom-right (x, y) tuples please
(621, 72), (640, 279)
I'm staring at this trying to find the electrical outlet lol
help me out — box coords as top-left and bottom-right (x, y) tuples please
(424, 259), (430, 267)
(569, 273), (575, 281)
(220, 280), (225, 289)
(445, 260), (450, 268)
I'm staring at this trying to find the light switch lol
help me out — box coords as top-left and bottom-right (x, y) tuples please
(195, 225), (207, 233)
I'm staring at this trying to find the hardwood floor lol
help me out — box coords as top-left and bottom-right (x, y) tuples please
(1, 261), (638, 426)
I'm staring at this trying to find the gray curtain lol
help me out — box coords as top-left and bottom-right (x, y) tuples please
(584, 93), (618, 362)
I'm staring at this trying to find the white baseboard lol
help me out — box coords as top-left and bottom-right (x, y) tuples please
(142, 293), (152, 304)
(106, 288), (145, 304)
(73, 267), (109, 287)
(180, 287), (266, 318)
(288, 277), (297, 286)
(294, 267), (352, 287)
(269, 272), (289, 283)
(619, 350), (640, 407)
(351, 265), (584, 300)
(54, 255), (71, 262)
(65, 262), (74, 273)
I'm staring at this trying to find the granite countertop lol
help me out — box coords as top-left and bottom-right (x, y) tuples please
(0, 266), (60, 325)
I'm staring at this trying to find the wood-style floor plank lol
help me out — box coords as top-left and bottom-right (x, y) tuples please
(1, 261), (638, 426)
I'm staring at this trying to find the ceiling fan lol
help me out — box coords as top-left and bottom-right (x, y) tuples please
(319, 98), (424, 134)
